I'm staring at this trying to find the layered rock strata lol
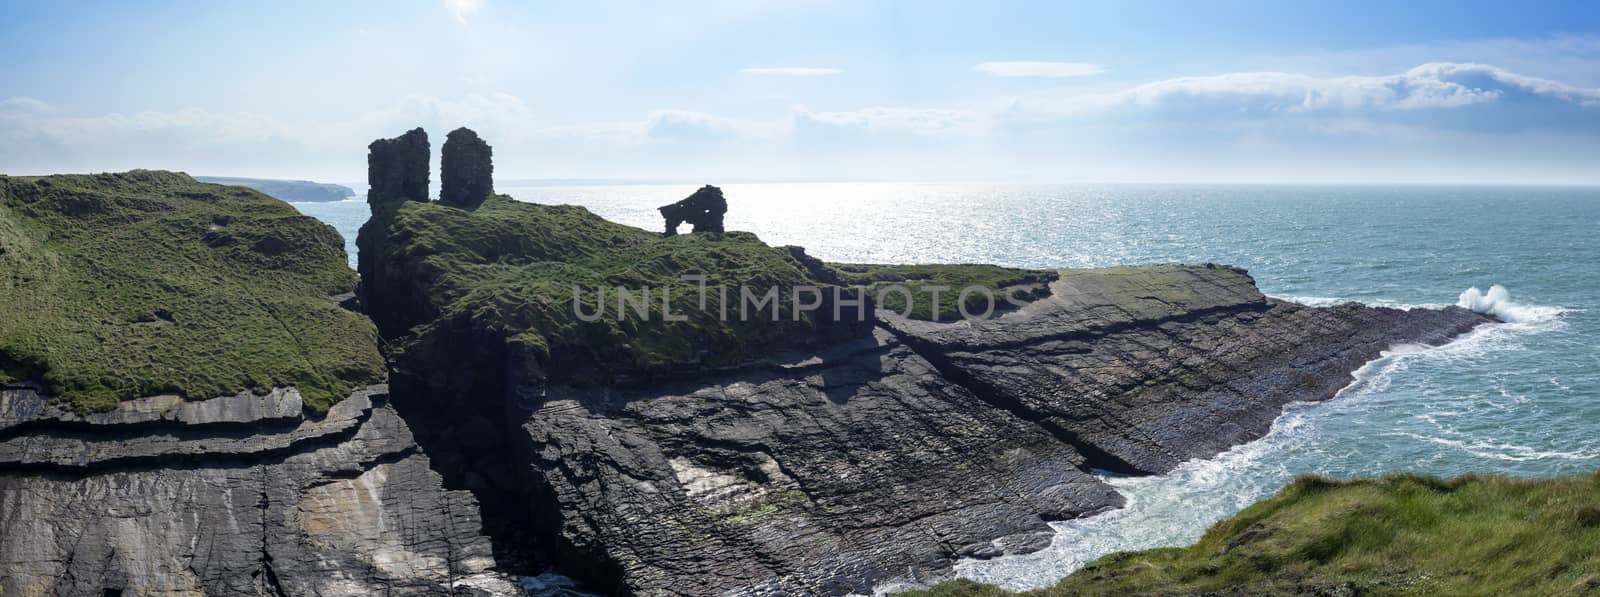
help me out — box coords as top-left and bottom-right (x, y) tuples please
(0, 383), (512, 596)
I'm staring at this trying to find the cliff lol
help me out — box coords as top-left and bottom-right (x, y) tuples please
(0, 171), (513, 595)
(906, 472), (1600, 596)
(0, 171), (383, 413)
(354, 130), (1495, 595)
(194, 176), (356, 203)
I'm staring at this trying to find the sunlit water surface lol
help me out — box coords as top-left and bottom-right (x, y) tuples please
(296, 183), (1600, 591)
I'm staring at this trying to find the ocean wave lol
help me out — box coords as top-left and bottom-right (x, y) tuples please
(1279, 286), (1570, 326)
(1388, 432), (1598, 463)
(1456, 284), (1568, 324)
(1275, 295), (1448, 311)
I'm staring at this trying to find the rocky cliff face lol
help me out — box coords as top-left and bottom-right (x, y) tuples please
(502, 266), (1490, 594)
(0, 383), (512, 596)
(353, 133), (1494, 594)
(0, 171), (510, 596)
(878, 265), (1491, 474)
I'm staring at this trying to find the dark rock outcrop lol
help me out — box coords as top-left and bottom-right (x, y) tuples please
(358, 129), (433, 335)
(498, 266), (1490, 594)
(369, 259), (1490, 594)
(0, 383), (514, 596)
(878, 265), (1494, 475)
(367, 128), (430, 205)
(525, 330), (1121, 595)
(659, 185), (727, 235)
(440, 127), (494, 210)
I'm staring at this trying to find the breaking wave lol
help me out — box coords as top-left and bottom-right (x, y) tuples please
(1456, 284), (1566, 324)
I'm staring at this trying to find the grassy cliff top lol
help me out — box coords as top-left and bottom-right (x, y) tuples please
(373, 195), (828, 382)
(905, 471), (1600, 596)
(0, 170), (384, 413)
(371, 196), (1066, 382)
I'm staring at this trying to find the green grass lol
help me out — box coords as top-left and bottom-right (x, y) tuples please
(831, 263), (1056, 321)
(900, 471), (1600, 596)
(0, 171), (384, 413)
(370, 195), (843, 384)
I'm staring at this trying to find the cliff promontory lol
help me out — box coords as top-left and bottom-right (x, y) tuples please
(193, 176), (356, 203)
(0, 171), (513, 595)
(354, 129), (1495, 594)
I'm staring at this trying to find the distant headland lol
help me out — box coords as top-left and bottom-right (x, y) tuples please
(194, 176), (355, 202)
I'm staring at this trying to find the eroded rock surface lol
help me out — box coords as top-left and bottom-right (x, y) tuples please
(880, 265), (1494, 474)
(658, 185), (728, 235)
(488, 266), (1491, 594)
(367, 127), (431, 205)
(0, 384), (512, 596)
(440, 127), (494, 210)
(525, 331), (1121, 595)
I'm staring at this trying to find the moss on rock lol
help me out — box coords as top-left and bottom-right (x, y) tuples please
(0, 171), (384, 413)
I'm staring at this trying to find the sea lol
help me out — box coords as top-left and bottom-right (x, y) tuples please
(294, 183), (1599, 592)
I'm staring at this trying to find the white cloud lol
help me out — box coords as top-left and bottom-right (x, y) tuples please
(0, 97), (56, 114)
(1111, 62), (1600, 112)
(443, 0), (484, 25)
(739, 67), (844, 76)
(795, 106), (988, 136)
(1273, 35), (1600, 87)
(976, 61), (1106, 78)
(5, 61), (1600, 182)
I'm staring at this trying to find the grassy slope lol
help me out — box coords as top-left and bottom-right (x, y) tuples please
(377, 196), (1068, 382)
(831, 263), (1056, 321)
(380, 195), (826, 382)
(903, 472), (1600, 596)
(0, 171), (384, 413)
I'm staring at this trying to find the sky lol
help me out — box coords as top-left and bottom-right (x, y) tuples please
(4, 0), (1600, 185)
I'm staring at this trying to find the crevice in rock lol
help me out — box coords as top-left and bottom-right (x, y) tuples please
(382, 359), (549, 581)
(257, 467), (289, 597)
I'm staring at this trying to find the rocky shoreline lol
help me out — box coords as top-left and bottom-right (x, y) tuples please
(0, 132), (1495, 595)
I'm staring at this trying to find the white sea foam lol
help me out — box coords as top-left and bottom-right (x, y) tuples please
(1277, 295), (1448, 311)
(1456, 284), (1567, 324)
(1386, 432), (1597, 463)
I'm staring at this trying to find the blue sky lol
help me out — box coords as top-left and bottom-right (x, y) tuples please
(4, 0), (1600, 183)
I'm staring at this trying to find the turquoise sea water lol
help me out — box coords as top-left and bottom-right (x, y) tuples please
(295, 183), (1599, 591)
